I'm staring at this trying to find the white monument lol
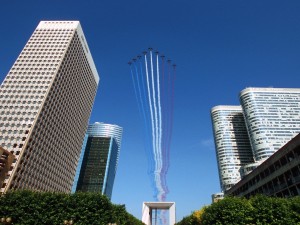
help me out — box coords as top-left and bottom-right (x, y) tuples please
(142, 202), (176, 225)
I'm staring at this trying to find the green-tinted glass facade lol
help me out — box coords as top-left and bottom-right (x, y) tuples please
(76, 137), (112, 192)
(72, 122), (122, 199)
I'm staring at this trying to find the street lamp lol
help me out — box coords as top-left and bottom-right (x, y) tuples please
(63, 219), (74, 225)
(0, 217), (12, 225)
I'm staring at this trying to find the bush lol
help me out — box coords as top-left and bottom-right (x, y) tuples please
(177, 195), (300, 225)
(249, 195), (294, 225)
(0, 190), (144, 225)
(290, 196), (300, 223)
(201, 197), (253, 225)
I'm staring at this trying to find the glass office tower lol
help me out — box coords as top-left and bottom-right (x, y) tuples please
(74, 122), (123, 199)
(240, 87), (300, 161)
(211, 106), (254, 191)
(0, 21), (99, 193)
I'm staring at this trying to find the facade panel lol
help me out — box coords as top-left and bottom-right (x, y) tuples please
(77, 137), (111, 192)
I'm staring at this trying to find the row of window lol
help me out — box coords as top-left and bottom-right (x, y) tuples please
(2, 31), (97, 193)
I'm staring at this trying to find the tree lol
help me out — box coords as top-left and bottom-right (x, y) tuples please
(0, 190), (144, 225)
(177, 195), (300, 225)
(249, 195), (295, 225)
(290, 196), (300, 224)
(201, 197), (253, 225)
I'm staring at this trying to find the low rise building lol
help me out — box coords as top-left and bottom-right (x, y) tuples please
(226, 134), (300, 198)
(212, 192), (224, 203)
(0, 147), (15, 189)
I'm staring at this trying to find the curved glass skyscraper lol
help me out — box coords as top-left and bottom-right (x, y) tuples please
(72, 122), (123, 199)
(211, 106), (254, 191)
(212, 87), (300, 192)
(240, 88), (300, 161)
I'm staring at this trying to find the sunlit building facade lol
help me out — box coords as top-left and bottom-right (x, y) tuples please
(0, 21), (99, 193)
(73, 122), (123, 199)
(211, 106), (254, 191)
(240, 87), (300, 162)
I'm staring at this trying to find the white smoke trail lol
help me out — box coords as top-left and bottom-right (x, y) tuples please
(144, 54), (157, 178)
(150, 50), (160, 175)
(155, 173), (164, 201)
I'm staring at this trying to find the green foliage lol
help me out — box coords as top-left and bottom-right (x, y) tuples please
(176, 214), (198, 225)
(0, 190), (144, 225)
(177, 195), (300, 225)
(249, 195), (294, 225)
(290, 196), (300, 223)
(175, 208), (206, 225)
(201, 197), (253, 225)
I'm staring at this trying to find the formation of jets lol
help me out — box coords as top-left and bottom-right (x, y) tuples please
(128, 48), (176, 68)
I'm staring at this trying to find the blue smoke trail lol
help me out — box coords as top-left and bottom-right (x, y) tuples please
(130, 64), (142, 118)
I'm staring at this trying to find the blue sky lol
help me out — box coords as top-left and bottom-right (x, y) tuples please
(1, 0), (300, 221)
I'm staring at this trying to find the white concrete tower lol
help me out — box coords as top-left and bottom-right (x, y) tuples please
(0, 21), (99, 193)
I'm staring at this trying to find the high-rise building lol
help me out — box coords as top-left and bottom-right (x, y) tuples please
(212, 87), (300, 192)
(0, 21), (99, 193)
(73, 122), (122, 199)
(240, 88), (300, 161)
(211, 106), (254, 191)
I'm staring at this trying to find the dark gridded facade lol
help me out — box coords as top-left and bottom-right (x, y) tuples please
(0, 21), (99, 193)
(76, 136), (118, 198)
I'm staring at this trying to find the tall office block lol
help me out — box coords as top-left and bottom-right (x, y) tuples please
(211, 106), (254, 191)
(74, 122), (122, 199)
(240, 88), (300, 162)
(0, 21), (99, 193)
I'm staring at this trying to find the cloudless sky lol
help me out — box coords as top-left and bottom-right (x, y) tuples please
(1, 0), (300, 221)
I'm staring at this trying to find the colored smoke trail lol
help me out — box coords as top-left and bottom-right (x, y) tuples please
(139, 58), (155, 177)
(129, 48), (176, 203)
(144, 53), (156, 175)
(156, 53), (163, 178)
(149, 50), (160, 176)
